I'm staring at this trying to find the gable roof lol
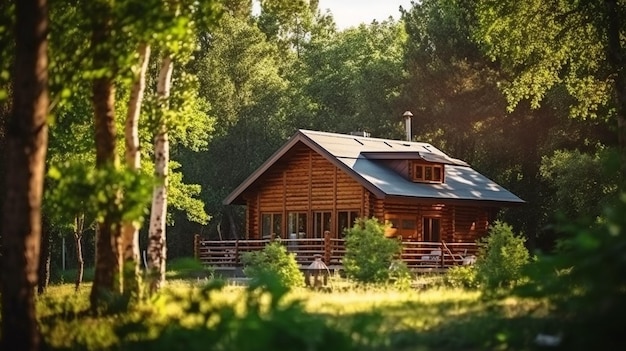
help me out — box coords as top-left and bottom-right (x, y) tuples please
(223, 129), (525, 206)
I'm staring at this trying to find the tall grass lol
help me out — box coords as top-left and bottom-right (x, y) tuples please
(34, 273), (554, 351)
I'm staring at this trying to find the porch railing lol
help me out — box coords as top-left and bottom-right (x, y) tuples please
(194, 234), (478, 271)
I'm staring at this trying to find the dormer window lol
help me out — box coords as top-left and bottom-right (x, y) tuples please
(412, 161), (444, 183)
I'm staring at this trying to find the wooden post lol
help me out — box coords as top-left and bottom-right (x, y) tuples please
(324, 231), (331, 264)
(234, 239), (239, 266)
(194, 234), (200, 260)
(439, 240), (444, 268)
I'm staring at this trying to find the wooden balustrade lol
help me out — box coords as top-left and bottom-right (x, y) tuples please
(194, 235), (478, 271)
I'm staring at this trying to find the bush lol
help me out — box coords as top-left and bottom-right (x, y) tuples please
(343, 217), (402, 284)
(241, 242), (304, 289)
(515, 193), (626, 350)
(388, 260), (412, 290)
(444, 265), (478, 289)
(475, 221), (530, 289)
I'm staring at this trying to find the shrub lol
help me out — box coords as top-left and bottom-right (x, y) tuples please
(515, 193), (626, 350)
(388, 260), (412, 290)
(475, 221), (529, 289)
(241, 242), (304, 289)
(343, 217), (402, 284)
(444, 265), (478, 289)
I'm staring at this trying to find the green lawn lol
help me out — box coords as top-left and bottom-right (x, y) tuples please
(35, 275), (557, 351)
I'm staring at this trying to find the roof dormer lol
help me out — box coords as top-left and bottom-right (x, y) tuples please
(411, 161), (444, 184)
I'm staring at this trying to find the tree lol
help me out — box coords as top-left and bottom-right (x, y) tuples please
(145, 0), (221, 292)
(190, 13), (289, 239)
(147, 54), (173, 293)
(0, 0), (49, 349)
(121, 41), (150, 296)
(293, 19), (407, 138)
(474, 0), (626, 179)
(399, 0), (616, 248)
(88, 0), (124, 309)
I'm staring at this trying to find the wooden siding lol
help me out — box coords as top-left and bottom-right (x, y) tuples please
(453, 206), (490, 242)
(241, 142), (491, 243)
(243, 142), (368, 239)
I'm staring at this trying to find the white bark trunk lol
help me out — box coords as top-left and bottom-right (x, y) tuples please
(147, 55), (173, 292)
(122, 43), (150, 295)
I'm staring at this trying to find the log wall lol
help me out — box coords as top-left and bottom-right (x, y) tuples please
(242, 142), (492, 243)
(244, 143), (367, 239)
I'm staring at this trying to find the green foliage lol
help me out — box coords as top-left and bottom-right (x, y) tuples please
(475, 221), (530, 289)
(34, 278), (559, 351)
(123, 275), (375, 351)
(241, 242), (304, 288)
(388, 260), (412, 290)
(516, 193), (626, 350)
(46, 161), (153, 225)
(444, 265), (479, 289)
(294, 19), (407, 138)
(540, 147), (619, 219)
(343, 218), (402, 284)
(474, 0), (610, 118)
(166, 161), (210, 225)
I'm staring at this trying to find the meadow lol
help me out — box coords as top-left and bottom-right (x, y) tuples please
(35, 270), (558, 351)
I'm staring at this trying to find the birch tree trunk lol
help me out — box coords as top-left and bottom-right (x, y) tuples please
(0, 0), (49, 349)
(147, 55), (172, 293)
(74, 213), (85, 292)
(122, 42), (150, 296)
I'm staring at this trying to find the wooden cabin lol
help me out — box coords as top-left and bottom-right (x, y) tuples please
(223, 129), (524, 246)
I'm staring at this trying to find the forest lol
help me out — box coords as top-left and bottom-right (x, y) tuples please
(0, 0), (625, 350)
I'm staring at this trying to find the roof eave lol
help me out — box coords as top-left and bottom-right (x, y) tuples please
(384, 194), (526, 208)
(222, 131), (304, 205)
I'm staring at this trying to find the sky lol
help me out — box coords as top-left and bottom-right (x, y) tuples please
(317, 0), (414, 30)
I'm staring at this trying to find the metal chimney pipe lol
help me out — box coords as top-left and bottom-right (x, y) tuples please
(402, 110), (413, 141)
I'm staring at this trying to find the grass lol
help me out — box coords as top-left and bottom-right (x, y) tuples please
(34, 272), (556, 351)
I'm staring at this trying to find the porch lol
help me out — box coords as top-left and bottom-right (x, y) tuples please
(193, 234), (478, 273)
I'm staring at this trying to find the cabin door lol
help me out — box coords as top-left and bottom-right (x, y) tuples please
(423, 217), (441, 242)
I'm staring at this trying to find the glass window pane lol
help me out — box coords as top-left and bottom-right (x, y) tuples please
(402, 219), (416, 230)
(434, 167), (442, 181)
(338, 211), (348, 235)
(415, 165), (423, 179)
(273, 214), (282, 237)
(262, 214), (271, 238)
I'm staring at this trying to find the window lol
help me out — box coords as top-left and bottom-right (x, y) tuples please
(313, 211), (332, 238)
(385, 214), (417, 238)
(261, 213), (282, 238)
(337, 211), (360, 237)
(288, 212), (307, 238)
(412, 162), (444, 183)
(423, 217), (441, 242)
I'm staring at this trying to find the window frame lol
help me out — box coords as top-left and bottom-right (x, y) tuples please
(337, 210), (360, 237)
(412, 161), (444, 183)
(261, 213), (283, 239)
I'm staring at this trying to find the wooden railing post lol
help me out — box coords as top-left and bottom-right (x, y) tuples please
(234, 239), (239, 266)
(194, 234), (200, 260)
(439, 241), (444, 267)
(324, 231), (331, 264)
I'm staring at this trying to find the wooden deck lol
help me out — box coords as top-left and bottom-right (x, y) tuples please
(194, 234), (478, 272)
